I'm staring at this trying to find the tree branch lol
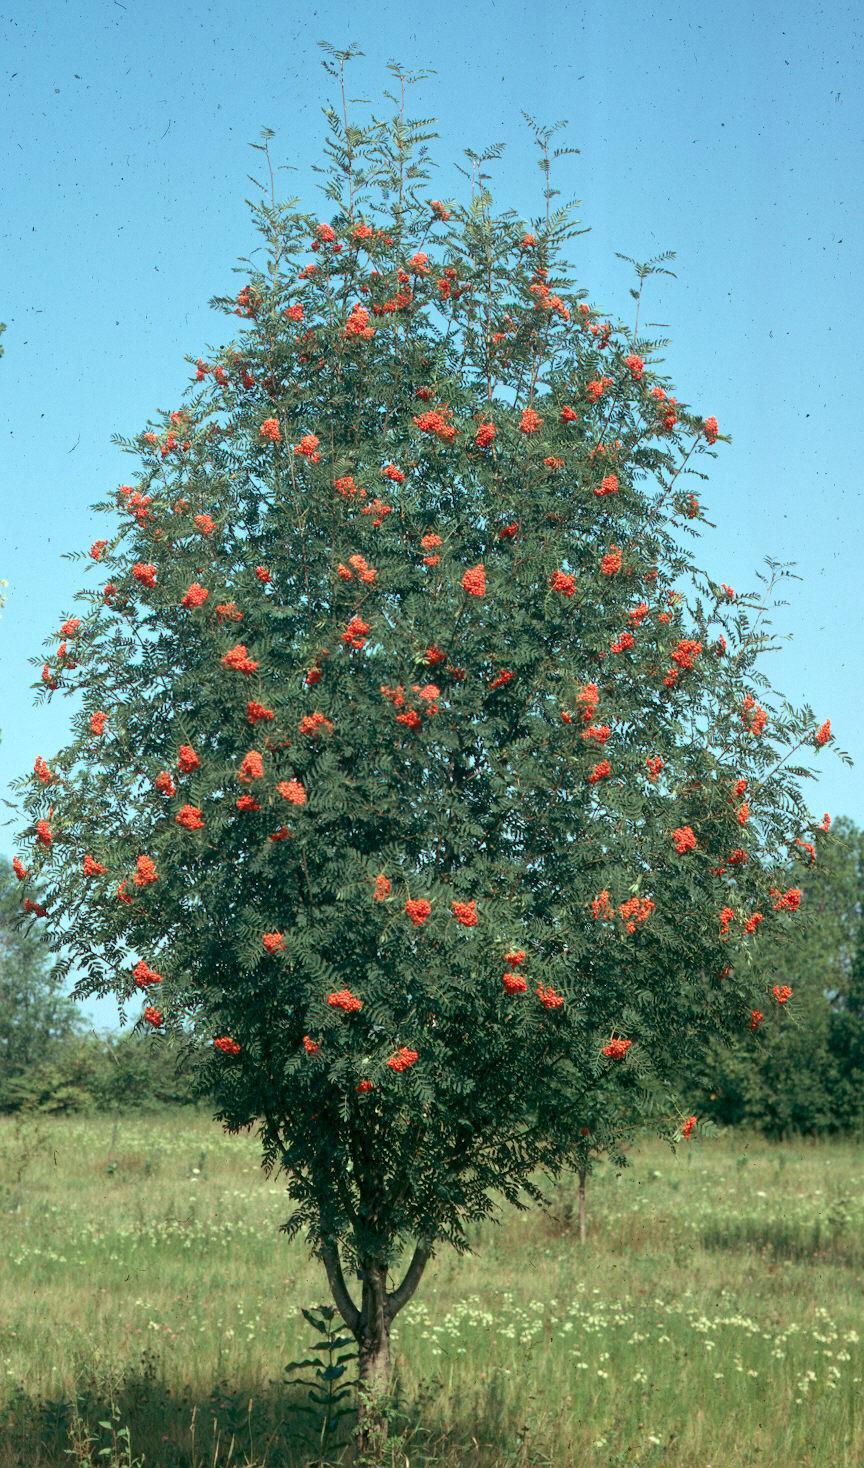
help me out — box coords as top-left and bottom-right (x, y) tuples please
(320, 1239), (361, 1335)
(386, 1241), (432, 1321)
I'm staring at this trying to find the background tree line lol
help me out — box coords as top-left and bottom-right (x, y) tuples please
(689, 815), (864, 1137)
(2, 823), (863, 1132)
(0, 856), (197, 1112)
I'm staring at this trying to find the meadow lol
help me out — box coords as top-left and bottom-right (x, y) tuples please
(0, 1111), (861, 1467)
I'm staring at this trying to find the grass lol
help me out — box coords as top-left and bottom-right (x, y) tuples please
(0, 1110), (862, 1465)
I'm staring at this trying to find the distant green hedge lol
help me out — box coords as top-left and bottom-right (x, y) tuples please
(0, 1030), (200, 1114)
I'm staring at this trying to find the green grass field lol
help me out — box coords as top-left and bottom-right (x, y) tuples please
(0, 1111), (861, 1466)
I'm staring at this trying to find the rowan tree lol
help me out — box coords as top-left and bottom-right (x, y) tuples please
(12, 53), (842, 1434)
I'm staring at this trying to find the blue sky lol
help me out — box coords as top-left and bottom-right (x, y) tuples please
(2, 0), (861, 1027)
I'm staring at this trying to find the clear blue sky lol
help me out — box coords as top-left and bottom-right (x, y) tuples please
(2, 0), (862, 1027)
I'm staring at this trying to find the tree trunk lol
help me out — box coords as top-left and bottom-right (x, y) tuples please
(577, 1162), (587, 1245)
(355, 1260), (391, 1457)
(356, 1315), (390, 1456)
(320, 1238), (431, 1460)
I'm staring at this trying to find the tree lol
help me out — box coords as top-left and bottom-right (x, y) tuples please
(0, 857), (82, 1104)
(13, 54), (841, 1439)
(830, 862), (864, 1132)
(692, 817), (863, 1136)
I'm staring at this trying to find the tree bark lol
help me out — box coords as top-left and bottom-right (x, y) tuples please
(356, 1259), (390, 1457)
(578, 1162), (587, 1245)
(320, 1239), (360, 1336)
